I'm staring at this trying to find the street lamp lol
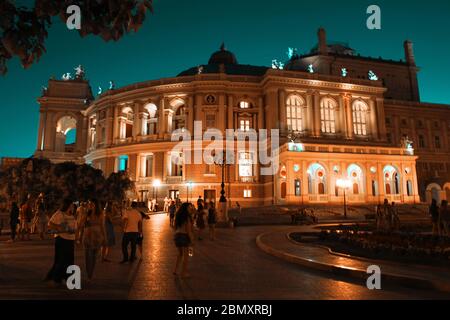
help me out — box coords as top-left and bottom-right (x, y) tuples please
(214, 150), (230, 223)
(336, 178), (352, 219)
(186, 181), (194, 203)
(153, 179), (161, 212)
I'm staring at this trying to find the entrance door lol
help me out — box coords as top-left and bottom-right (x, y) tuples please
(204, 189), (216, 205)
(169, 190), (179, 201)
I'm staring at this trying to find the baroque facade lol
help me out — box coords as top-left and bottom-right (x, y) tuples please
(35, 29), (450, 207)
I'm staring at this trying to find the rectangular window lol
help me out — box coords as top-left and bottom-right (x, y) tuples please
(435, 136), (441, 149)
(239, 152), (253, 177)
(244, 189), (252, 198)
(206, 113), (216, 128)
(145, 155), (153, 177)
(205, 164), (215, 175)
(419, 135), (426, 148)
(386, 133), (392, 144)
(240, 119), (250, 131)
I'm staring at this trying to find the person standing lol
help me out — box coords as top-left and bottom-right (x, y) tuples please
(19, 195), (33, 241)
(46, 199), (77, 286)
(196, 202), (206, 240)
(173, 203), (194, 277)
(34, 193), (48, 240)
(163, 196), (170, 213)
(207, 202), (217, 241)
(382, 199), (390, 231)
(78, 199), (106, 282)
(7, 202), (20, 243)
(439, 200), (449, 236)
(197, 196), (203, 210)
(169, 200), (176, 227)
(121, 201), (143, 263)
(429, 199), (440, 235)
(101, 201), (116, 262)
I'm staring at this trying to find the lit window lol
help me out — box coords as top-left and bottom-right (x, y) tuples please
(244, 189), (252, 198)
(240, 119), (250, 131)
(286, 95), (304, 132)
(352, 101), (368, 136)
(239, 101), (250, 109)
(239, 152), (253, 177)
(118, 155), (129, 172)
(320, 98), (336, 134)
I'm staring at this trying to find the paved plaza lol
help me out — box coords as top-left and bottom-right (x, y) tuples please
(1, 214), (449, 300)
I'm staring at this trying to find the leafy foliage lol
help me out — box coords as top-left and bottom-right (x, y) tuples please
(0, 0), (153, 74)
(0, 157), (134, 213)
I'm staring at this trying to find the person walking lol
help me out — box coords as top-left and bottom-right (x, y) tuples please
(169, 200), (176, 227)
(121, 201), (143, 263)
(101, 201), (116, 262)
(78, 199), (106, 282)
(439, 200), (449, 236)
(163, 196), (170, 213)
(45, 199), (77, 286)
(173, 203), (194, 278)
(197, 196), (204, 210)
(196, 202), (206, 240)
(429, 199), (440, 235)
(207, 202), (217, 241)
(7, 202), (20, 243)
(390, 202), (400, 231)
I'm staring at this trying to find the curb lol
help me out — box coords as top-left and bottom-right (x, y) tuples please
(256, 231), (450, 293)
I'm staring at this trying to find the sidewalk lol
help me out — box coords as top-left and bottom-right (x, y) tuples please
(256, 228), (450, 293)
(0, 226), (138, 299)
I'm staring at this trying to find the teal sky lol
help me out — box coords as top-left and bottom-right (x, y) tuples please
(1, 0), (450, 158)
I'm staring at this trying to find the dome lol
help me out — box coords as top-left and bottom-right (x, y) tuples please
(208, 43), (238, 65)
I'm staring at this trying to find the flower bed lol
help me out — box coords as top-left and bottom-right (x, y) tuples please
(291, 225), (450, 267)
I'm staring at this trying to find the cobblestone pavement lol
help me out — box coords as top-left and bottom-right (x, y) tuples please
(0, 226), (136, 299)
(129, 215), (449, 300)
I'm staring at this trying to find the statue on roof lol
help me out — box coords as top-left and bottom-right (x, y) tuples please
(287, 47), (298, 60)
(272, 59), (284, 70)
(74, 65), (85, 79)
(368, 70), (378, 81)
(97, 86), (103, 95)
(401, 135), (413, 150)
(308, 64), (314, 73)
(62, 73), (72, 81)
(109, 81), (115, 90)
(197, 65), (204, 74)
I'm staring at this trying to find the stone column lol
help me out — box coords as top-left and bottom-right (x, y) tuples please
(219, 94), (226, 132)
(266, 90), (278, 130)
(44, 112), (55, 151)
(344, 95), (354, 139)
(112, 105), (119, 143)
(368, 99), (378, 140)
(106, 107), (114, 146)
(376, 98), (387, 141)
(313, 92), (321, 137)
(377, 162), (385, 203)
(37, 111), (46, 151)
(258, 96), (264, 130)
(187, 96), (194, 134)
(301, 160), (308, 204)
(133, 102), (141, 138)
(305, 92), (313, 135)
(227, 95), (234, 130)
(278, 89), (286, 134)
(158, 97), (165, 139)
(140, 112), (149, 136)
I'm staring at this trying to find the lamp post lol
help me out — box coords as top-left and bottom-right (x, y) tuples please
(336, 178), (352, 219)
(215, 150), (229, 223)
(186, 181), (193, 203)
(153, 179), (161, 212)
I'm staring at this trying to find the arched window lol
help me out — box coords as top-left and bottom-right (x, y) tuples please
(294, 179), (301, 196)
(281, 182), (287, 199)
(372, 180), (377, 196)
(286, 95), (304, 132)
(56, 115), (77, 152)
(352, 101), (368, 136)
(407, 180), (413, 196)
(143, 103), (158, 135)
(320, 98), (336, 133)
(239, 101), (250, 109)
(120, 107), (134, 139)
(318, 183), (325, 195)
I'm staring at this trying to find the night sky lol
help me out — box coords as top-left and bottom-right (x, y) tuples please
(1, 0), (449, 158)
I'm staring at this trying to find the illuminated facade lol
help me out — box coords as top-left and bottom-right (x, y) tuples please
(35, 29), (450, 207)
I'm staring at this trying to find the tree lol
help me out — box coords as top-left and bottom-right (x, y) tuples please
(0, 0), (153, 75)
(0, 157), (134, 213)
